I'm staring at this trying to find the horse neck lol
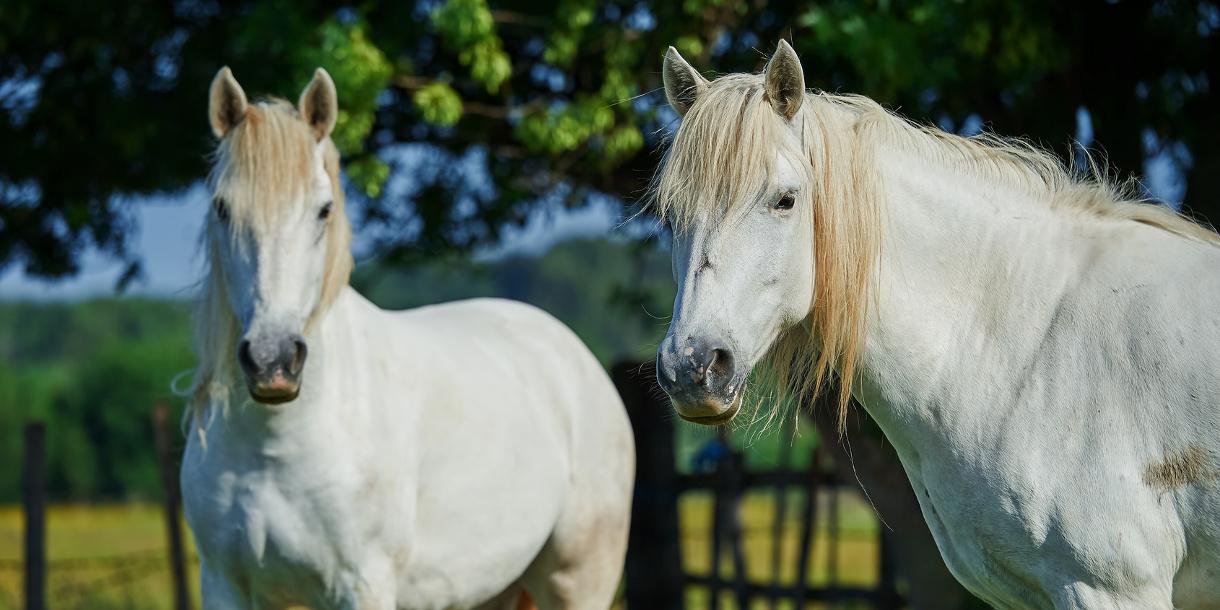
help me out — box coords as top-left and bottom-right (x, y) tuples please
(851, 144), (1088, 437)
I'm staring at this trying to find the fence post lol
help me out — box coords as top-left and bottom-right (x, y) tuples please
(613, 361), (685, 610)
(722, 450), (749, 610)
(154, 404), (192, 610)
(793, 448), (822, 607)
(878, 527), (902, 609)
(22, 422), (45, 610)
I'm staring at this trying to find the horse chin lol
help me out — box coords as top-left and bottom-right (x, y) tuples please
(246, 384), (301, 405)
(676, 392), (743, 426)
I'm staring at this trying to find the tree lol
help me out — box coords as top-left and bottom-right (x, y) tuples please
(794, 0), (1218, 217)
(4, 1), (1214, 281)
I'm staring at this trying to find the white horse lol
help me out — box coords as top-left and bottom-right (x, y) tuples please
(652, 41), (1220, 609)
(180, 67), (634, 610)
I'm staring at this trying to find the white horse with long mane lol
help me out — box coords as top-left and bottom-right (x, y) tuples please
(180, 67), (634, 610)
(652, 41), (1220, 609)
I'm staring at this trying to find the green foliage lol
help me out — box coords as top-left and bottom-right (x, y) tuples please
(797, 1), (1067, 103)
(515, 99), (615, 155)
(603, 125), (644, 164)
(544, 0), (598, 66)
(413, 82), (464, 126)
(432, 0), (497, 49)
(345, 156), (392, 198)
(307, 20), (393, 153)
(432, 0), (512, 92)
(0, 300), (193, 501)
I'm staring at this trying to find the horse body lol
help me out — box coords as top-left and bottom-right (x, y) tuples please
(184, 68), (632, 610)
(653, 42), (1220, 608)
(185, 291), (632, 609)
(861, 146), (1220, 608)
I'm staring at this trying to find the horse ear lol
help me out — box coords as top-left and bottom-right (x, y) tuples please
(764, 40), (805, 120)
(208, 67), (248, 138)
(298, 68), (338, 141)
(663, 46), (709, 116)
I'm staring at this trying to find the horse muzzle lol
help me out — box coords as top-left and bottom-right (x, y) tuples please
(238, 335), (307, 404)
(656, 335), (745, 425)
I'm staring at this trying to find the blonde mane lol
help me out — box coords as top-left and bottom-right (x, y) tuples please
(187, 100), (352, 419)
(650, 73), (1219, 430)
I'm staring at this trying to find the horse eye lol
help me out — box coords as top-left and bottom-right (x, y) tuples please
(214, 197), (229, 222)
(319, 202), (333, 221)
(775, 194), (796, 210)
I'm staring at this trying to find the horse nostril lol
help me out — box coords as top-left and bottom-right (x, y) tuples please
(238, 340), (259, 375)
(708, 348), (734, 379)
(288, 337), (308, 376)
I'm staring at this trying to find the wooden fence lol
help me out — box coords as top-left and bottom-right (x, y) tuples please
(613, 362), (903, 610)
(15, 406), (192, 610)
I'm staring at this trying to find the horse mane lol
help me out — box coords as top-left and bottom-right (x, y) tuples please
(185, 100), (352, 421)
(649, 72), (1219, 431)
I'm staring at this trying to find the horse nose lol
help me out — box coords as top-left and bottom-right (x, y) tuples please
(286, 336), (307, 376)
(656, 337), (737, 398)
(238, 339), (259, 377)
(705, 347), (734, 386)
(238, 335), (308, 404)
(238, 335), (307, 377)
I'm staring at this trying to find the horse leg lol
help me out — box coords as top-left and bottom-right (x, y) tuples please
(519, 508), (630, 610)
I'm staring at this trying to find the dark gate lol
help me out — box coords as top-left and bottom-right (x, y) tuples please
(613, 362), (902, 610)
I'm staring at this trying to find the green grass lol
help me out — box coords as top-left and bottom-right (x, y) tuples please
(0, 504), (200, 610)
(0, 492), (878, 610)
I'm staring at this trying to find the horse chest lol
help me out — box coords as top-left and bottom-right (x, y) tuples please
(907, 446), (1068, 607)
(185, 445), (411, 604)
(207, 470), (360, 563)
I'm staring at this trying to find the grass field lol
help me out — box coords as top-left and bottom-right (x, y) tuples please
(0, 504), (200, 610)
(0, 491), (879, 610)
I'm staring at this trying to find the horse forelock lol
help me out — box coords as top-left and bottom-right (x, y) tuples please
(210, 100), (318, 233)
(652, 74), (785, 231)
